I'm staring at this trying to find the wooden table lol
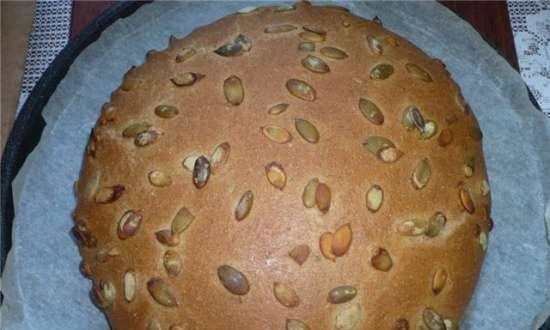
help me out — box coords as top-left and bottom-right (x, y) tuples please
(72, 1), (519, 70)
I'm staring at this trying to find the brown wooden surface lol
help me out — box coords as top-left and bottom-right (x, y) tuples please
(1, 1), (36, 152)
(440, 1), (519, 70)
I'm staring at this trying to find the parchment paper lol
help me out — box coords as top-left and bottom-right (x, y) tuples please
(2, 2), (550, 329)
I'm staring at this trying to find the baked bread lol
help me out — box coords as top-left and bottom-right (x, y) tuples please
(73, 2), (493, 329)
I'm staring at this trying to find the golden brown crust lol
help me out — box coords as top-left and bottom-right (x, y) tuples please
(73, 2), (492, 329)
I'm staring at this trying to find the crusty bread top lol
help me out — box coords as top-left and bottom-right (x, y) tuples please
(73, 2), (492, 330)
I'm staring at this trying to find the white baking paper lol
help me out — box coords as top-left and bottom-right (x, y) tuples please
(2, 2), (549, 330)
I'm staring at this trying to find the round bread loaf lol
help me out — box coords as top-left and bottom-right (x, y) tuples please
(73, 2), (493, 329)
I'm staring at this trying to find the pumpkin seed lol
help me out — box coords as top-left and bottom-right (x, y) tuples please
(295, 118), (320, 143)
(366, 184), (383, 212)
(298, 42), (315, 52)
(214, 34), (251, 57)
(480, 179), (490, 196)
(118, 210), (143, 240)
(422, 308), (446, 330)
(224, 75), (244, 106)
(175, 48), (196, 63)
(394, 319), (410, 330)
(155, 105), (179, 118)
(287, 319), (311, 330)
(261, 126), (292, 144)
(148, 170), (172, 187)
(479, 231), (488, 251)
(432, 268), (448, 295)
(72, 221), (97, 248)
(193, 156), (210, 189)
(147, 319), (162, 330)
(123, 122), (151, 137)
(182, 154), (200, 172)
(335, 303), (361, 330)
(80, 169), (101, 200)
(459, 187), (475, 213)
(332, 223), (352, 256)
(443, 319), (454, 330)
(275, 4), (296, 12)
(320, 46), (348, 59)
(328, 285), (357, 304)
(406, 63), (432, 82)
(379, 147), (402, 163)
(147, 278), (178, 307)
(289, 244), (310, 265)
(362, 136), (395, 155)
(96, 245), (120, 262)
(420, 120), (438, 139)
(123, 270), (136, 303)
(121, 76), (141, 91)
(93, 280), (116, 308)
(361, 135), (402, 162)
(302, 55), (330, 73)
(411, 158), (431, 190)
(265, 24), (297, 33)
(155, 230), (180, 247)
(438, 128), (453, 147)
(237, 6), (257, 14)
(286, 79), (316, 101)
(370, 63), (394, 80)
(163, 250), (182, 276)
(320, 232), (336, 261)
(359, 98), (384, 125)
(366, 35), (383, 55)
(268, 103), (289, 115)
(303, 25), (326, 35)
(217, 265), (250, 295)
(95, 185), (125, 204)
(80, 261), (92, 278)
(135, 130), (159, 147)
(235, 190), (254, 221)
(86, 129), (98, 157)
(397, 218), (428, 236)
(273, 282), (300, 307)
(426, 212), (447, 238)
(99, 103), (116, 125)
(170, 72), (204, 87)
(463, 158), (475, 177)
(402, 105), (425, 131)
(299, 31), (326, 43)
(371, 248), (393, 271)
(315, 182), (331, 214)
(211, 142), (231, 173)
(302, 178), (319, 208)
(265, 162), (287, 190)
(171, 207), (195, 235)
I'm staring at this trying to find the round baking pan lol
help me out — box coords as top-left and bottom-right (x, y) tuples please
(0, 1), (547, 329)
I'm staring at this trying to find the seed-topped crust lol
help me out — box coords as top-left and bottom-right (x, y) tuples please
(73, 2), (490, 329)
